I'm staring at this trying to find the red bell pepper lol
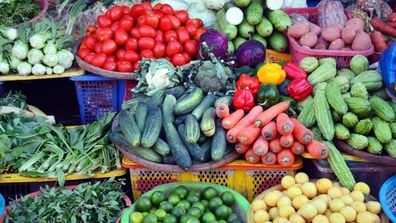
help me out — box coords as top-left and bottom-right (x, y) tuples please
(283, 62), (307, 80)
(236, 74), (261, 96)
(232, 89), (255, 112)
(286, 78), (313, 101)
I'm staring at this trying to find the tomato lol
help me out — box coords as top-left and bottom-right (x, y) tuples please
(141, 2), (152, 10)
(101, 39), (117, 55)
(137, 15), (146, 27)
(124, 50), (140, 63)
(154, 30), (164, 42)
(176, 27), (190, 44)
(77, 48), (90, 59)
(140, 49), (154, 59)
(106, 55), (117, 62)
(103, 61), (117, 71)
(167, 15), (181, 29)
(166, 40), (183, 56)
(133, 62), (140, 71)
(82, 36), (96, 51)
(184, 39), (198, 56)
(114, 29), (129, 45)
(97, 15), (113, 28)
(130, 27), (140, 38)
(117, 60), (134, 72)
(187, 19), (203, 28)
(144, 13), (160, 28)
(83, 52), (96, 64)
(85, 25), (97, 36)
(194, 27), (207, 40)
(122, 5), (130, 14)
(91, 53), (107, 67)
(158, 16), (172, 32)
(108, 5), (123, 21)
(182, 52), (191, 63)
(116, 48), (126, 60)
(95, 27), (113, 41)
(175, 10), (189, 24)
(185, 22), (198, 37)
(94, 42), (103, 53)
(119, 17), (134, 32)
(164, 30), (177, 42)
(138, 37), (155, 50)
(130, 4), (146, 19)
(152, 3), (162, 10)
(138, 24), (156, 38)
(111, 21), (120, 32)
(153, 42), (166, 58)
(160, 4), (174, 15)
(171, 53), (189, 66)
(125, 38), (138, 51)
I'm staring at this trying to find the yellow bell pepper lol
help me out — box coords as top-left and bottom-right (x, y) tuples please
(256, 63), (286, 85)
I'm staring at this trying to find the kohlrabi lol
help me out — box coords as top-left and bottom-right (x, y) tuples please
(0, 26), (18, 41)
(9, 56), (22, 71)
(57, 49), (74, 69)
(32, 64), (46, 75)
(42, 53), (59, 67)
(27, 48), (44, 65)
(53, 64), (65, 74)
(11, 40), (29, 60)
(17, 62), (32, 75)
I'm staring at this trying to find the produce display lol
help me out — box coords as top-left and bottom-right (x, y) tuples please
(0, 0), (41, 27)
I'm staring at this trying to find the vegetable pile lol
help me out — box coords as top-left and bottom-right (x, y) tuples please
(77, 2), (205, 72)
(0, 0), (41, 27)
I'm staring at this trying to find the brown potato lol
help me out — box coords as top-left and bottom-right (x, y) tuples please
(329, 38), (345, 50)
(309, 23), (321, 36)
(321, 25), (341, 42)
(352, 32), (373, 51)
(288, 22), (310, 38)
(345, 18), (364, 32)
(341, 27), (357, 44)
(299, 32), (318, 47)
(313, 37), (329, 50)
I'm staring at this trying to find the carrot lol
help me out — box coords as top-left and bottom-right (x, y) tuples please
(245, 148), (261, 164)
(370, 16), (396, 37)
(291, 118), (314, 145)
(269, 137), (283, 153)
(226, 105), (264, 143)
(237, 124), (262, 145)
(280, 134), (294, 148)
(254, 101), (290, 128)
(276, 149), (295, 167)
(262, 151), (276, 165)
(370, 31), (388, 52)
(290, 141), (305, 155)
(253, 135), (269, 156)
(215, 103), (230, 120)
(276, 113), (294, 135)
(235, 143), (250, 154)
(261, 121), (278, 140)
(221, 109), (244, 130)
(388, 12), (396, 22)
(306, 140), (330, 160)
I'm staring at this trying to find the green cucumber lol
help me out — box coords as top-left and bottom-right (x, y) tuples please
(246, 0), (264, 25)
(211, 119), (228, 161)
(164, 86), (187, 99)
(178, 124), (211, 163)
(141, 107), (162, 148)
(256, 17), (273, 37)
(216, 9), (238, 40)
(152, 137), (171, 156)
(214, 95), (233, 107)
(163, 122), (192, 170)
(238, 18), (255, 39)
(174, 87), (204, 116)
(162, 94), (177, 124)
(118, 110), (141, 147)
(191, 94), (217, 120)
(135, 102), (148, 131)
(184, 114), (201, 143)
(200, 107), (217, 137)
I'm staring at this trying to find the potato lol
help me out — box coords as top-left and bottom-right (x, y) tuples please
(288, 22), (310, 38)
(329, 38), (345, 50)
(299, 32), (318, 47)
(314, 37), (329, 50)
(341, 46), (352, 51)
(321, 25), (341, 42)
(341, 27), (357, 44)
(309, 23), (321, 36)
(352, 32), (373, 51)
(345, 18), (364, 32)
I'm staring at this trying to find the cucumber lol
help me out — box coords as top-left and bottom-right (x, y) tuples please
(267, 9), (292, 32)
(174, 87), (204, 116)
(162, 94), (177, 124)
(252, 34), (267, 48)
(109, 128), (132, 148)
(152, 137), (171, 156)
(164, 86), (187, 99)
(135, 102), (148, 131)
(227, 40), (235, 54)
(268, 31), (288, 52)
(200, 107), (217, 137)
(118, 110), (141, 147)
(214, 95), (233, 107)
(234, 0), (251, 8)
(246, 0), (264, 25)
(211, 119), (228, 161)
(216, 9), (238, 40)
(255, 17), (273, 37)
(191, 94), (217, 120)
(146, 90), (165, 110)
(238, 19), (255, 39)
(141, 107), (162, 148)
(184, 114), (201, 143)
(163, 122), (192, 170)
(178, 124), (211, 163)
(233, 36), (247, 49)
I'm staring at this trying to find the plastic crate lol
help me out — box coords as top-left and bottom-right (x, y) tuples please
(283, 7), (374, 68)
(0, 81), (4, 97)
(69, 74), (127, 124)
(379, 175), (396, 222)
(122, 157), (303, 202)
(265, 49), (293, 64)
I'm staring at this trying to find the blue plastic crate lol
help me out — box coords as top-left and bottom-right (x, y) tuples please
(380, 175), (396, 222)
(69, 74), (126, 124)
(0, 81), (4, 97)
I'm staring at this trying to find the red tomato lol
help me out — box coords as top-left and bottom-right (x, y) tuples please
(171, 53), (188, 66)
(184, 39), (198, 56)
(166, 40), (183, 56)
(175, 10), (189, 24)
(94, 42), (103, 53)
(108, 5), (123, 21)
(85, 25), (97, 36)
(158, 16), (172, 32)
(133, 62), (140, 71)
(187, 19), (203, 28)
(122, 5), (130, 14)
(138, 24), (156, 38)
(97, 15), (113, 28)
(137, 15), (146, 27)
(144, 13), (160, 28)
(140, 49), (154, 59)
(82, 36), (96, 51)
(130, 27), (140, 38)
(106, 55), (117, 62)
(164, 30), (177, 42)
(103, 61), (117, 71)
(185, 22), (198, 37)
(119, 17), (134, 32)
(124, 50), (140, 63)
(116, 48), (126, 60)
(125, 38), (138, 51)
(176, 27), (190, 44)
(117, 60), (134, 72)
(194, 27), (207, 40)
(160, 4), (174, 15)
(153, 42), (166, 58)
(101, 39), (117, 55)
(152, 3), (162, 10)
(141, 2), (152, 10)
(114, 29), (129, 45)
(111, 21), (120, 32)
(182, 52), (191, 63)
(91, 53), (107, 67)
(77, 48), (90, 59)
(154, 30), (164, 42)
(95, 27), (113, 42)
(138, 37), (155, 50)
(130, 4), (146, 19)
(167, 15), (181, 29)
(83, 52), (96, 64)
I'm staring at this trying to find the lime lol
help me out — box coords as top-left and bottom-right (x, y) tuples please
(227, 213), (239, 222)
(217, 220), (227, 223)
(186, 193), (200, 203)
(177, 199), (191, 210)
(180, 213), (193, 223)
(130, 212), (144, 223)
(201, 211), (216, 223)
(186, 216), (200, 223)
(159, 201), (173, 213)
(154, 209), (167, 221)
(171, 205), (186, 218)
(142, 213), (157, 223)
(191, 201), (205, 212)
(203, 186), (218, 200)
(136, 196), (152, 212)
(162, 214), (177, 223)
(187, 206), (203, 219)
(150, 190), (166, 206)
(168, 193), (181, 206)
(215, 204), (231, 220)
(221, 191), (235, 206)
(174, 185), (189, 199)
(201, 199), (209, 209)
(208, 197), (223, 211)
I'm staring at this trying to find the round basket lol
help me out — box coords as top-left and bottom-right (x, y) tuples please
(379, 175), (396, 222)
(12, 0), (49, 28)
(120, 182), (250, 223)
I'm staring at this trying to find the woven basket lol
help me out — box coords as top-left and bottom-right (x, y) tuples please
(12, 0), (49, 28)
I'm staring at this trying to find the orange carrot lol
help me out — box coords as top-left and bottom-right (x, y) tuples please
(262, 151), (276, 165)
(226, 105), (264, 143)
(237, 124), (262, 145)
(261, 121), (278, 141)
(215, 103), (230, 120)
(306, 140), (329, 160)
(254, 101), (290, 128)
(276, 149), (295, 167)
(252, 135), (269, 156)
(245, 148), (261, 164)
(221, 109), (244, 129)
(276, 113), (294, 135)
(370, 16), (396, 37)
(280, 134), (294, 148)
(291, 118), (314, 145)
(269, 137), (283, 153)
(290, 141), (305, 155)
(235, 143), (250, 154)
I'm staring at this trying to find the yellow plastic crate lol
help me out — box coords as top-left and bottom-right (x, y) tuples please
(122, 157), (302, 202)
(265, 49), (293, 64)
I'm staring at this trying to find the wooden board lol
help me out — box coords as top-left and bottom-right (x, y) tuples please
(0, 68), (84, 81)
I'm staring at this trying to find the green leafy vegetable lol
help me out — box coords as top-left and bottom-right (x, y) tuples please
(0, 0), (40, 27)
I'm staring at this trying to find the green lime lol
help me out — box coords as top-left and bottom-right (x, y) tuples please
(186, 216), (200, 223)
(203, 186), (218, 200)
(174, 185), (189, 199)
(130, 212), (144, 223)
(176, 199), (191, 210)
(220, 191), (235, 206)
(180, 213), (192, 223)
(171, 205), (186, 218)
(162, 214), (177, 223)
(201, 211), (216, 223)
(201, 199), (209, 209)
(150, 190), (166, 207)
(214, 204), (231, 220)
(186, 193), (200, 203)
(136, 196), (152, 212)
(227, 213), (239, 222)
(154, 209), (167, 221)
(229, 219), (243, 223)
(187, 207), (202, 219)
(217, 220), (228, 223)
(191, 201), (205, 212)
(159, 200), (173, 213)
(142, 213), (157, 223)
(167, 193), (181, 206)
(208, 197), (223, 211)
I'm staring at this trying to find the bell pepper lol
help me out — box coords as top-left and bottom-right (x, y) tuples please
(236, 74), (261, 95)
(256, 63), (286, 85)
(232, 89), (255, 112)
(257, 84), (280, 108)
(283, 62), (307, 80)
(286, 77), (313, 101)
(235, 65), (255, 78)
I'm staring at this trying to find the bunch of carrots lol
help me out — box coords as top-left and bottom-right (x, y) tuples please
(215, 101), (330, 167)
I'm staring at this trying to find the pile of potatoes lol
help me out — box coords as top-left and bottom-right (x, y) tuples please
(250, 172), (383, 223)
(287, 18), (374, 51)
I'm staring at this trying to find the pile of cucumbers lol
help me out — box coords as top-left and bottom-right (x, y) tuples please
(213, 0), (291, 53)
(110, 87), (233, 170)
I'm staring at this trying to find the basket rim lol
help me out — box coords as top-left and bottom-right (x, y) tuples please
(379, 175), (396, 222)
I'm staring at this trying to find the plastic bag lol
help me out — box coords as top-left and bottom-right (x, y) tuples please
(379, 42), (396, 91)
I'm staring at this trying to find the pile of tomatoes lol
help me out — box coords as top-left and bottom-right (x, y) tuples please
(77, 2), (205, 72)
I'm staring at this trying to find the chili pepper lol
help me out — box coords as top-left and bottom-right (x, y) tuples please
(232, 89), (255, 112)
(286, 77), (313, 101)
(257, 84), (280, 108)
(283, 61), (307, 80)
(256, 63), (286, 85)
(236, 74), (261, 95)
